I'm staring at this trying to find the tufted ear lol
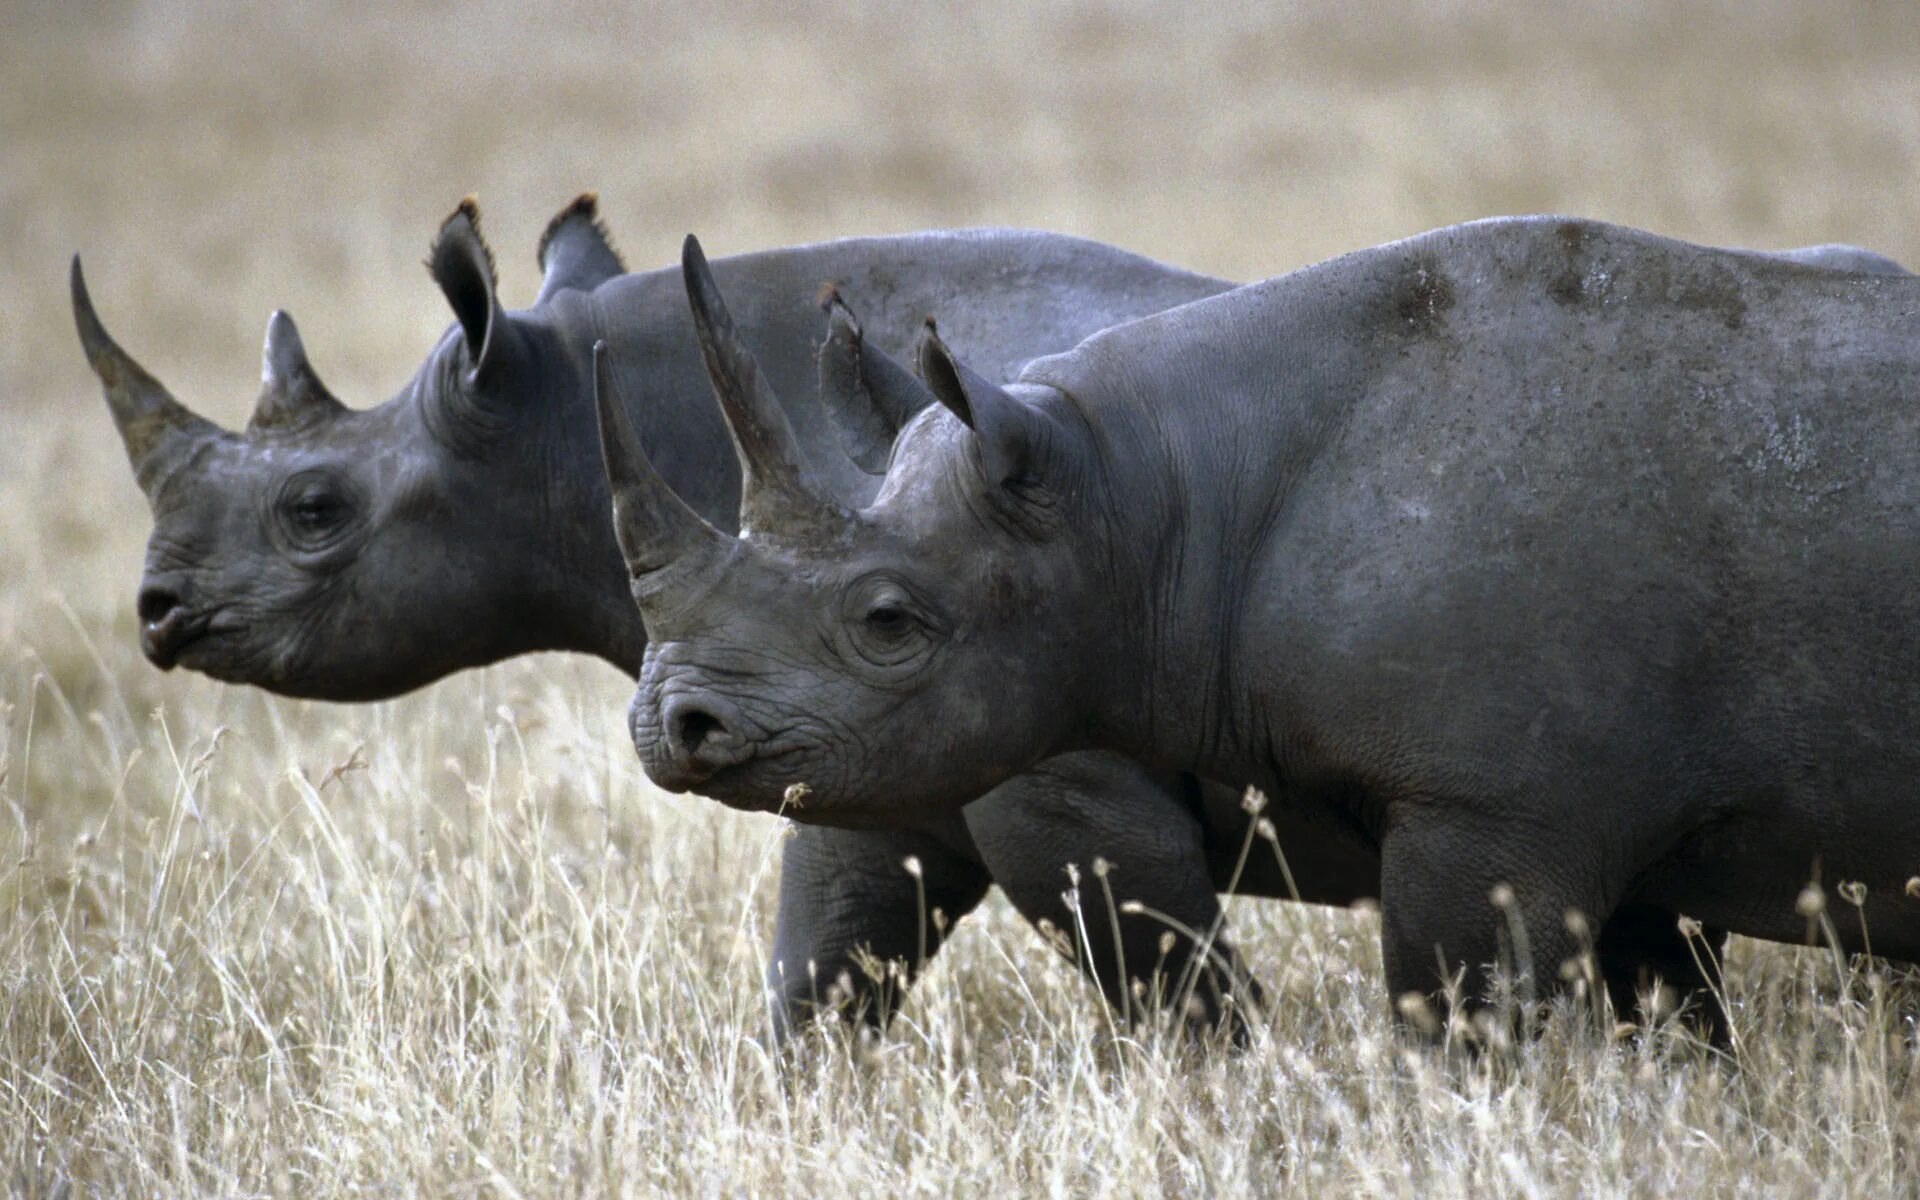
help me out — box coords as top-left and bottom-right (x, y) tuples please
(536, 191), (626, 305)
(814, 286), (936, 475)
(427, 196), (506, 380)
(917, 323), (1050, 490)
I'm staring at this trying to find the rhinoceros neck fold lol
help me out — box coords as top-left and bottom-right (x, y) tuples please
(1047, 261), (1387, 786)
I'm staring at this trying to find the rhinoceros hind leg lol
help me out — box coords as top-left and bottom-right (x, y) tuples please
(1595, 905), (1731, 1047)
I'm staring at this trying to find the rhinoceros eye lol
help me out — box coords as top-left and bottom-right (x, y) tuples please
(863, 603), (911, 636)
(289, 493), (346, 533)
(276, 471), (357, 553)
(844, 575), (938, 669)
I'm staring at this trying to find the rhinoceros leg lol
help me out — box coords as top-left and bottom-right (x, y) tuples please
(765, 819), (990, 1040)
(1376, 804), (1613, 1037)
(964, 754), (1263, 1040)
(1595, 906), (1731, 1046)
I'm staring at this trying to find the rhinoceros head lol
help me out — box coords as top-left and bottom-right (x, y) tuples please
(600, 237), (1110, 826)
(75, 196), (631, 699)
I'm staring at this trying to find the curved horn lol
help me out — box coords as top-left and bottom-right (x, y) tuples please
(592, 341), (726, 575)
(70, 255), (221, 490)
(815, 287), (937, 476)
(536, 192), (625, 305)
(251, 310), (348, 433)
(681, 235), (843, 535)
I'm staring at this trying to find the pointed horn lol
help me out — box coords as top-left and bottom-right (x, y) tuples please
(251, 310), (348, 433)
(70, 255), (220, 489)
(593, 341), (726, 575)
(681, 234), (843, 535)
(815, 287), (937, 476)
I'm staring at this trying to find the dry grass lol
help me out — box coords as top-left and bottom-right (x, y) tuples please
(4, 1), (1919, 1194)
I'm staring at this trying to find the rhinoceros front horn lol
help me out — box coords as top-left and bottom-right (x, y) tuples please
(251, 310), (348, 433)
(70, 255), (221, 491)
(681, 234), (846, 536)
(592, 340), (727, 576)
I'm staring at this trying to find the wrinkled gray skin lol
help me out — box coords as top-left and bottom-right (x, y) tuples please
(75, 199), (1346, 1038)
(612, 216), (1920, 1033)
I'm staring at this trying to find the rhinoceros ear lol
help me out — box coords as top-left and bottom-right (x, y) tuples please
(815, 286), (936, 475)
(427, 196), (507, 380)
(536, 192), (625, 305)
(250, 310), (348, 433)
(917, 325), (1047, 490)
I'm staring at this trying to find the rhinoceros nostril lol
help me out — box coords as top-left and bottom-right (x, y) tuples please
(135, 582), (204, 669)
(675, 707), (726, 758)
(137, 585), (182, 626)
(655, 695), (754, 778)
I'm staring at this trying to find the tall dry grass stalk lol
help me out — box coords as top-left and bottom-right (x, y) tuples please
(4, 2), (1917, 1194)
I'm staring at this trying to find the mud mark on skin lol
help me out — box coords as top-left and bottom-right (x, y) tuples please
(1396, 260), (1455, 336)
(1548, 219), (1747, 329)
(1672, 272), (1747, 330)
(1549, 219), (1608, 308)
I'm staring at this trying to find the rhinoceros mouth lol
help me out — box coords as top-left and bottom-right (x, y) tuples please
(140, 608), (206, 669)
(140, 607), (244, 671)
(640, 739), (807, 806)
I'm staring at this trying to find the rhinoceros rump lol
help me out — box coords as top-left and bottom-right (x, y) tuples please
(609, 216), (1920, 1033)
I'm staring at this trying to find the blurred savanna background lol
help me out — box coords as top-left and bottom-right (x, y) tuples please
(4, 2), (1918, 1194)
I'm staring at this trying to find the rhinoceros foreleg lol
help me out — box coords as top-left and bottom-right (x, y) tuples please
(965, 754), (1264, 1041)
(765, 819), (990, 1041)
(1376, 803), (1616, 1039)
(1595, 905), (1731, 1046)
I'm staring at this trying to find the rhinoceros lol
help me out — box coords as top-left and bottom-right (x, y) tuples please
(600, 217), (1920, 1034)
(77, 197), (1391, 1037)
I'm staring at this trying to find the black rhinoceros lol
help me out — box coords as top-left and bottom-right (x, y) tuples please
(601, 218), (1920, 1033)
(77, 197), (1393, 1037)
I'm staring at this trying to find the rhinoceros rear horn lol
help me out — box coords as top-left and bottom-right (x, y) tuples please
(815, 288), (937, 476)
(536, 192), (625, 305)
(592, 341), (726, 575)
(918, 325), (1046, 489)
(681, 234), (844, 535)
(250, 310), (348, 433)
(428, 196), (507, 380)
(70, 255), (221, 490)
